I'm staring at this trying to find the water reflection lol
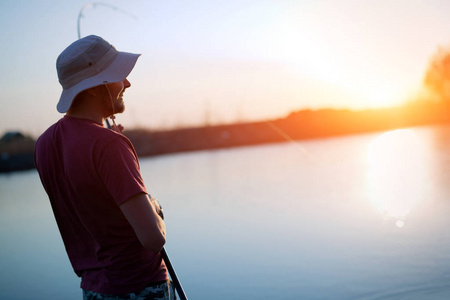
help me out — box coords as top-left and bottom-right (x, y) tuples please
(2, 127), (450, 299)
(366, 129), (428, 227)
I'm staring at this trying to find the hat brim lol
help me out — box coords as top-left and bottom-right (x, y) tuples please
(57, 51), (141, 113)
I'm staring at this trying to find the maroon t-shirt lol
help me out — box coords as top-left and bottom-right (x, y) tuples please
(34, 116), (168, 294)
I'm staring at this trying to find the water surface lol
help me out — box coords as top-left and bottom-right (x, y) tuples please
(1, 125), (450, 299)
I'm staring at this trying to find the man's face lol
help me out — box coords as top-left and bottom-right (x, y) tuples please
(103, 78), (131, 116)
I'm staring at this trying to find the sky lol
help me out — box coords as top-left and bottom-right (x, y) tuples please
(1, 0), (450, 137)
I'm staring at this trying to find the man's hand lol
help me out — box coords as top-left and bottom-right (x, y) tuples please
(149, 195), (164, 220)
(111, 123), (124, 133)
(117, 124), (124, 133)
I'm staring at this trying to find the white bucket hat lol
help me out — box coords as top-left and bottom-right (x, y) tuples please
(56, 35), (141, 113)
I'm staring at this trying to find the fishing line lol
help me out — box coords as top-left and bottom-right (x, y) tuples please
(264, 120), (322, 165)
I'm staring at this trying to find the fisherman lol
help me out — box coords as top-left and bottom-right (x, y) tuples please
(34, 35), (175, 300)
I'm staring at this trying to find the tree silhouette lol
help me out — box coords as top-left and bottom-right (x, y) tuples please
(424, 46), (450, 102)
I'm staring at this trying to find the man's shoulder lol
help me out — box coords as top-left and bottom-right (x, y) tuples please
(35, 119), (62, 146)
(101, 131), (136, 154)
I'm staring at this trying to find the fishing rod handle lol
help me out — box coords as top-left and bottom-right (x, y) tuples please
(161, 248), (188, 300)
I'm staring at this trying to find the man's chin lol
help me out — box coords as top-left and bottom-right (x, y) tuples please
(115, 106), (125, 114)
(116, 102), (125, 113)
(108, 104), (125, 115)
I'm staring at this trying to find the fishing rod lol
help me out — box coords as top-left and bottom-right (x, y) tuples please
(77, 2), (137, 40)
(77, 2), (136, 129)
(161, 248), (189, 300)
(105, 119), (188, 299)
(77, 4), (188, 298)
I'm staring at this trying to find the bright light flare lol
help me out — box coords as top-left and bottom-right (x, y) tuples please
(366, 129), (428, 227)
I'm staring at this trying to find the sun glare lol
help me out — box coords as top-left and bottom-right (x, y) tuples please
(365, 89), (399, 108)
(287, 57), (410, 109)
(357, 75), (417, 109)
(277, 15), (412, 110)
(366, 129), (428, 227)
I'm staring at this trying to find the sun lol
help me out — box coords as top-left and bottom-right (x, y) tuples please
(343, 76), (412, 109)
(364, 86), (402, 108)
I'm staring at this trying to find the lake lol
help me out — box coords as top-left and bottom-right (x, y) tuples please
(1, 124), (450, 300)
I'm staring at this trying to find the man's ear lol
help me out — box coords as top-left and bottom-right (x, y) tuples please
(86, 85), (103, 97)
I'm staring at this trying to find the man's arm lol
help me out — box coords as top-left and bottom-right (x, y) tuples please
(119, 192), (166, 252)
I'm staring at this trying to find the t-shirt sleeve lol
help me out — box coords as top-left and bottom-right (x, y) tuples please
(96, 136), (148, 205)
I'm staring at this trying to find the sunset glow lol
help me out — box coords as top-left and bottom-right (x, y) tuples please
(0, 0), (449, 136)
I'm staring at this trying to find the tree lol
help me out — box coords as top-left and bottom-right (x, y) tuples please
(424, 46), (450, 102)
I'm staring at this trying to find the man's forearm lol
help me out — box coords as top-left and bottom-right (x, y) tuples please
(120, 193), (166, 252)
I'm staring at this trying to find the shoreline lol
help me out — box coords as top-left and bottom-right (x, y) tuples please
(2, 100), (450, 172)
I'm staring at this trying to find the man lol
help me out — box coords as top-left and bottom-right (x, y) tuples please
(34, 35), (175, 300)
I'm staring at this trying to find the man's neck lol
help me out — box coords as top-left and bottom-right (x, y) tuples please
(66, 110), (105, 125)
